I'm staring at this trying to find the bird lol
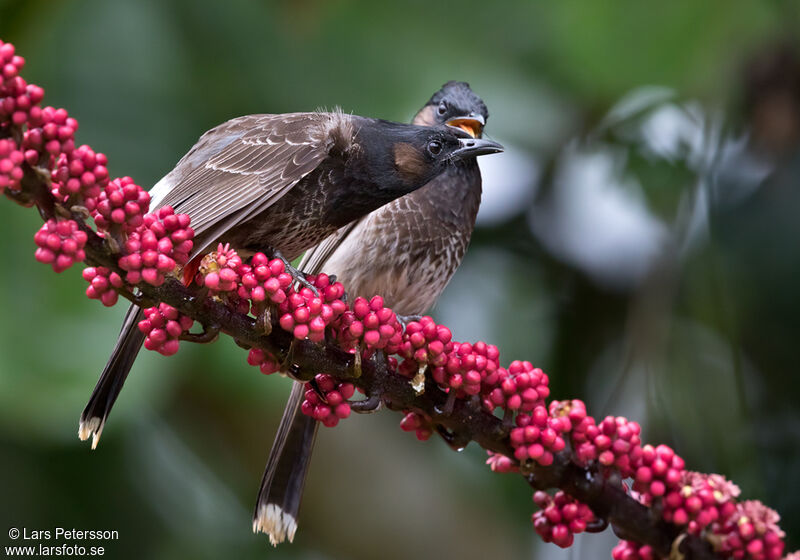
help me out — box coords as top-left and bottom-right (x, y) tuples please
(78, 109), (503, 449)
(253, 82), (492, 545)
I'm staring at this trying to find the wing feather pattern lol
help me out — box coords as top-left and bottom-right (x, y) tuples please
(153, 113), (341, 255)
(296, 221), (360, 274)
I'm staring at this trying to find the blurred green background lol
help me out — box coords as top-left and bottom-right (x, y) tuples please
(2, 1), (799, 558)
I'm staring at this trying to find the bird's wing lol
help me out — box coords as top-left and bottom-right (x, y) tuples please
(296, 221), (361, 275)
(151, 113), (338, 254)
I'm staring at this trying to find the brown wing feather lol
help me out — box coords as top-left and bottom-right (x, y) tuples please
(154, 113), (338, 250)
(296, 222), (360, 274)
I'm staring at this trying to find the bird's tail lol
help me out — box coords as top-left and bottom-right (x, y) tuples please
(253, 381), (319, 546)
(78, 304), (145, 449)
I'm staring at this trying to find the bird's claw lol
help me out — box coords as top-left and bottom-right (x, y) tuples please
(396, 314), (422, 332)
(273, 249), (318, 296)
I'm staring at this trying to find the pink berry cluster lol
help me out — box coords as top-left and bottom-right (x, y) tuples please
(33, 218), (88, 272)
(571, 415), (643, 477)
(430, 340), (500, 397)
(394, 316), (452, 377)
(0, 41), (43, 128)
(335, 295), (402, 353)
(118, 206), (194, 286)
(399, 411), (434, 441)
(485, 450), (518, 473)
(23, 107), (78, 170)
(138, 303), (193, 356)
(484, 360), (550, 414)
(82, 266), (124, 307)
(612, 540), (656, 560)
(632, 444), (685, 503)
(0, 80), (43, 126)
(717, 501), (786, 560)
(52, 143), (108, 203)
(278, 274), (347, 342)
(509, 405), (567, 466)
(548, 399), (589, 430)
(195, 243), (241, 294)
(246, 348), (281, 375)
(236, 253), (293, 305)
(1, 39), (25, 90)
(300, 373), (354, 427)
(544, 399), (790, 559)
(0, 137), (23, 193)
(1, 41), (193, 309)
(93, 176), (150, 233)
(532, 490), (596, 548)
(662, 471), (740, 533)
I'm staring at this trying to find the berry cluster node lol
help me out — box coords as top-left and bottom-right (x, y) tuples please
(138, 303), (193, 356)
(118, 206), (194, 286)
(33, 218), (87, 272)
(301, 373), (355, 427)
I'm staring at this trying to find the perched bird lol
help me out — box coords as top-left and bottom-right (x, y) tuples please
(254, 82), (491, 545)
(79, 110), (503, 448)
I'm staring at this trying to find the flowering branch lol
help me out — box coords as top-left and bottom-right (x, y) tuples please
(1, 39), (793, 560)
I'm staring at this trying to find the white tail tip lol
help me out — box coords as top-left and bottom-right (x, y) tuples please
(78, 417), (104, 450)
(253, 504), (297, 546)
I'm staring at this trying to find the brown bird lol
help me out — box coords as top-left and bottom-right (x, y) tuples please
(79, 110), (503, 448)
(254, 82), (491, 544)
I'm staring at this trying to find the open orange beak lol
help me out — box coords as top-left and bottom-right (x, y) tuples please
(446, 115), (485, 139)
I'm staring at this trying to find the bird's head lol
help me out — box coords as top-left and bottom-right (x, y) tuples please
(389, 123), (502, 187)
(414, 81), (489, 139)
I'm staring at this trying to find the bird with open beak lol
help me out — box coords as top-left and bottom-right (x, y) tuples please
(78, 108), (503, 451)
(254, 81), (493, 545)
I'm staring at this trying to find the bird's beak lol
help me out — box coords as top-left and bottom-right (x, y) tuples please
(452, 137), (504, 159)
(446, 114), (485, 138)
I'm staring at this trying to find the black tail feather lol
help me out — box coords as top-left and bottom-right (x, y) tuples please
(78, 304), (145, 448)
(252, 381), (318, 545)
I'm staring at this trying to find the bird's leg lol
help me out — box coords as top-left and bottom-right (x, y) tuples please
(350, 351), (384, 413)
(281, 339), (303, 380)
(396, 314), (422, 332)
(271, 249), (319, 296)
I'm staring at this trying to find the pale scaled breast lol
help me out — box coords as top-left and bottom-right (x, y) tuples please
(320, 216), (466, 316)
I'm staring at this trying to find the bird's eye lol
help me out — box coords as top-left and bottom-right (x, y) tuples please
(437, 100), (447, 115)
(428, 140), (442, 155)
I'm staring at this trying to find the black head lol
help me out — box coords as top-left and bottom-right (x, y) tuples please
(414, 81), (489, 138)
(330, 120), (502, 228)
(385, 123), (502, 188)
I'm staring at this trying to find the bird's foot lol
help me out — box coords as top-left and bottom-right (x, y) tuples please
(272, 249), (319, 296)
(396, 314), (422, 332)
(281, 339), (302, 379)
